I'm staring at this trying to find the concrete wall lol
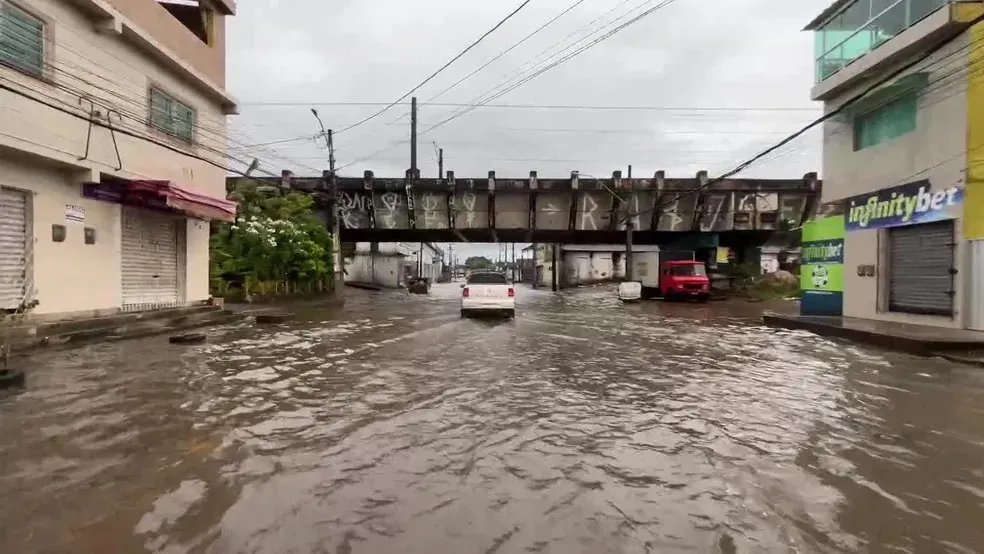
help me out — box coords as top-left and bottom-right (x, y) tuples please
(345, 254), (402, 289)
(819, 25), (971, 328)
(105, 0), (232, 87)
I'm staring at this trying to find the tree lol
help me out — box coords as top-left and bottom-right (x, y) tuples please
(210, 181), (333, 295)
(464, 256), (493, 269)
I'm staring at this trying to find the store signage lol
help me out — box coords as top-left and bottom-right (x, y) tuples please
(845, 179), (963, 231)
(800, 215), (845, 316)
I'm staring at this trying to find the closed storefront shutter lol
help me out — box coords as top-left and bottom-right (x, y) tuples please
(0, 187), (28, 310)
(888, 221), (955, 316)
(121, 207), (180, 311)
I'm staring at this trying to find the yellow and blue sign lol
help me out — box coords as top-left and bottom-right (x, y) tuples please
(845, 179), (962, 232)
(800, 214), (845, 317)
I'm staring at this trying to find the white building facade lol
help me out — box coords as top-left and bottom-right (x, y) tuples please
(0, 0), (237, 320)
(807, 0), (984, 330)
(344, 242), (444, 288)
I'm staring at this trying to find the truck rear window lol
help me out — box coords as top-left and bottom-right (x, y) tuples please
(467, 273), (508, 284)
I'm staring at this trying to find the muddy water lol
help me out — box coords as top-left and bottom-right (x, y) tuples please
(2, 284), (984, 553)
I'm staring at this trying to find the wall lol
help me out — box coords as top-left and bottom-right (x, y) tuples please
(820, 31), (970, 327)
(1, 155), (120, 316)
(344, 254), (402, 288)
(0, 0), (230, 201)
(105, 0), (229, 87)
(820, 32), (969, 203)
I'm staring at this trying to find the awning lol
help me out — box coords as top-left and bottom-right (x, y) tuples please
(83, 177), (238, 222)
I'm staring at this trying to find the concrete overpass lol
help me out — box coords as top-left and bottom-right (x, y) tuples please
(227, 169), (821, 247)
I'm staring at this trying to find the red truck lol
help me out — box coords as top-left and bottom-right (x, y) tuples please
(633, 252), (711, 301)
(658, 260), (710, 301)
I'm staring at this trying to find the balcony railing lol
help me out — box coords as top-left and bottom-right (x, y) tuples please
(814, 0), (949, 82)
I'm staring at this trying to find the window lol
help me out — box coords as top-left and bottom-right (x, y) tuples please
(0, 2), (44, 77)
(853, 92), (917, 150)
(467, 272), (508, 285)
(149, 87), (196, 143)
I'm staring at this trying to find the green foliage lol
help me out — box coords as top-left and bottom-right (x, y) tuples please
(210, 182), (334, 296)
(464, 256), (493, 269)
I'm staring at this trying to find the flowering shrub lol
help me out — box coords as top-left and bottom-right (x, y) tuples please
(210, 182), (333, 296)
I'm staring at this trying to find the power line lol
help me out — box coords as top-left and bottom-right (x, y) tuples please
(427, 0), (683, 135)
(389, 0), (590, 124)
(0, 15), (320, 173)
(1, 81), (269, 181)
(620, 15), (984, 224)
(338, 0), (682, 166)
(239, 101), (819, 112)
(333, 0), (533, 135)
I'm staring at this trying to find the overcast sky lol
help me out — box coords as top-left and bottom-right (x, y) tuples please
(225, 0), (832, 260)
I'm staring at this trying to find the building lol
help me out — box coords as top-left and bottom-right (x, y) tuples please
(805, 0), (984, 330)
(0, 0), (238, 320)
(344, 242), (444, 288)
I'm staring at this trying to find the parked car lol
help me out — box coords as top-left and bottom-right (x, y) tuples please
(460, 272), (515, 318)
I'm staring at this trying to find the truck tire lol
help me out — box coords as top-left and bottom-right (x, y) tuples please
(506, 309), (516, 319)
(460, 309), (468, 318)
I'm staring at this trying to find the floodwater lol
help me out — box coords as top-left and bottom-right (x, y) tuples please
(2, 284), (984, 553)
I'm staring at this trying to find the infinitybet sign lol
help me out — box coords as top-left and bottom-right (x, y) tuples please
(801, 240), (844, 264)
(845, 179), (963, 231)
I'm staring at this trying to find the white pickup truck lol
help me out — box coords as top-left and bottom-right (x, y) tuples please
(460, 272), (515, 318)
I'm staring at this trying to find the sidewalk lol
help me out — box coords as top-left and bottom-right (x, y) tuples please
(762, 313), (984, 358)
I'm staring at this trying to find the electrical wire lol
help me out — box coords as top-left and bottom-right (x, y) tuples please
(389, 0), (590, 124)
(333, 0), (533, 135)
(427, 0), (683, 135)
(240, 101), (820, 112)
(1, 80), (275, 181)
(619, 15), (984, 224)
(0, 15), (319, 171)
(338, 0), (681, 167)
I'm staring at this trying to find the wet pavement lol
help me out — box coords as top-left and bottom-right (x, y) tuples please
(2, 283), (984, 553)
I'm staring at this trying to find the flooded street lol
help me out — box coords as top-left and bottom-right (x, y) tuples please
(3, 283), (984, 553)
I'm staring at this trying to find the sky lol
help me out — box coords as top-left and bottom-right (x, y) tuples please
(224, 0), (833, 260)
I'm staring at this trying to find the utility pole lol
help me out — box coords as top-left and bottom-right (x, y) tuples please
(511, 242), (516, 282)
(625, 222), (634, 282)
(328, 130), (335, 173)
(438, 148), (444, 180)
(448, 244), (453, 280)
(410, 97), (418, 177)
(627, 165), (632, 179)
(418, 242), (424, 278)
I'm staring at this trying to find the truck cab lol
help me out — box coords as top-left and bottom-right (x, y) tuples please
(659, 260), (710, 302)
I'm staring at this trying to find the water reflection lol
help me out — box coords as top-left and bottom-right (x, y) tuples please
(1, 284), (983, 553)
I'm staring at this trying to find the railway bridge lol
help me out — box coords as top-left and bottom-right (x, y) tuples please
(229, 169), (822, 248)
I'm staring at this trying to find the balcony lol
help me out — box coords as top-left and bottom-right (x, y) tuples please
(810, 0), (950, 83)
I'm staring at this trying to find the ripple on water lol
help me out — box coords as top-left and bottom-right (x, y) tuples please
(3, 286), (984, 553)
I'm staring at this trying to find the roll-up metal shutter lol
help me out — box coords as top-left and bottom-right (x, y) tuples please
(121, 207), (180, 311)
(888, 220), (955, 316)
(0, 187), (28, 310)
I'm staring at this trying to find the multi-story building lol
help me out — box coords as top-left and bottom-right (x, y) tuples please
(0, 0), (238, 320)
(806, 0), (984, 330)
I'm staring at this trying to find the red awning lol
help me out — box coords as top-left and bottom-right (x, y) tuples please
(84, 178), (238, 222)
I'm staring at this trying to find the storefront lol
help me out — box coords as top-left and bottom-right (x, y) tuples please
(83, 176), (236, 312)
(843, 179), (964, 325)
(0, 186), (29, 310)
(121, 207), (183, 311)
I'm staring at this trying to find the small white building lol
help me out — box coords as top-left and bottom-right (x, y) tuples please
(0, 0), (238, 320)
(344, 242), (444, 288)
(527, 244), (664, 288)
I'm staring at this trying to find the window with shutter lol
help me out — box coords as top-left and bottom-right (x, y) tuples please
(0, 1), (44, 77)
(149, 87), (196, 143)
